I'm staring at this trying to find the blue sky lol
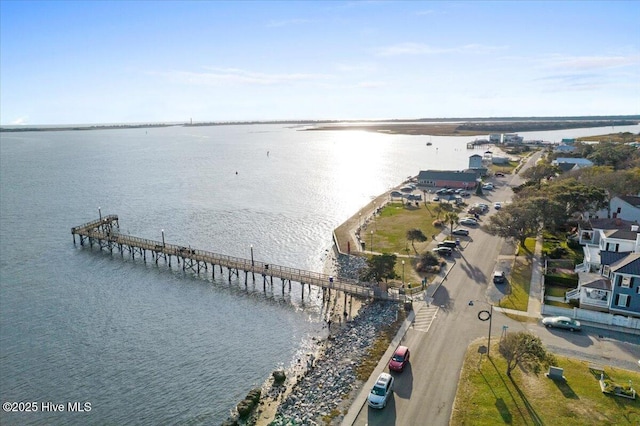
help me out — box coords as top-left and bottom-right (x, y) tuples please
(1, 1), (638, 125)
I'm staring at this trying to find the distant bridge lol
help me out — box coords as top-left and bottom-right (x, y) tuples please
(71, 214), (401, 301)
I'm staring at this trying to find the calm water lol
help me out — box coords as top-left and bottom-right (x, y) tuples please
(1, 123), (637, 424)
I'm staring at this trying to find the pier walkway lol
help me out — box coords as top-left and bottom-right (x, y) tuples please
(71, 214), (401, 302)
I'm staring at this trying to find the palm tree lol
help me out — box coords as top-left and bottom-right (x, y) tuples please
(444, 212), (459, 236)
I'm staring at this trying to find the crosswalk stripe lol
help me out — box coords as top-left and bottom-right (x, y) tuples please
(412, 304), (439, 333)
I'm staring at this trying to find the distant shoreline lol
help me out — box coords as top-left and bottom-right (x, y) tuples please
(1, 116), (638, 135)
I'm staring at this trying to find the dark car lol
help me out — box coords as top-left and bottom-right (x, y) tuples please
(389, 345), (410, 372)
(438, 240), (457, 249)
(432, 247), (452, 257)
(452, 228), (470, 236)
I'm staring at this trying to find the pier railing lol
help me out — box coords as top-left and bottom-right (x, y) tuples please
(71, 215), (402, 301)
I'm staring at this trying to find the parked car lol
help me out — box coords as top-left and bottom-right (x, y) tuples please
(542, 316), (581, 331)
(389, 345), (411, 372)
(368, 372), (394, 409)
(452, 228), (470, 236)
(482, 183), (494, 190)
(493, 271), (506, 284)
(433, 196), (440, 202)
(438, 240), (457, 249)
(432, 246), (453, 256)
(495, 172), (505, 177)
(494, 202), (502, 209)
(460, 218), (478, 226)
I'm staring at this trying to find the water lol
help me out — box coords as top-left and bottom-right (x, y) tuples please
(1, 123), (637, 425)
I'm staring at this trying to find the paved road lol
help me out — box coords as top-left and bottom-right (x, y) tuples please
(347, 151), (640, 426)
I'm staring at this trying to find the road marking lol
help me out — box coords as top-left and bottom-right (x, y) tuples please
(412, 304), (439, 333)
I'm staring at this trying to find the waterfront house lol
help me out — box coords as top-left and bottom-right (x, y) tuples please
(417, 170), (478, 189)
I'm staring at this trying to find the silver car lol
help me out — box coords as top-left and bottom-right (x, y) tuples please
(367, 372), (394, 409)
(542, 316), (581, 331)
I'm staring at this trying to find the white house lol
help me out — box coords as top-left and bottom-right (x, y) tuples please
(576, 218), (640, 273)
(591, 195), (640, 223)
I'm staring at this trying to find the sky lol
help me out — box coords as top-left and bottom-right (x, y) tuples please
(1, 1), (639, 125)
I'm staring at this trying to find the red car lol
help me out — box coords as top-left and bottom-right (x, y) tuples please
(389, 345), (410, 372)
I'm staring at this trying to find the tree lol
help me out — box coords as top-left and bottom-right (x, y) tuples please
(520, 161), (561, 186)
(486, 201), (540, 245)
(548, 179), (608, 215)
(499, 331), (552, 376)
(359, 253), (398, 284)
(586, 141), (638, 170)
(444, 212), (459, 236)
(406, 228), (427, 254)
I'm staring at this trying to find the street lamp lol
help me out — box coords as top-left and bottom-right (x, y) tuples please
(98, 206), (102, 221)
(250, 244), (254, 267)
(161, 229), (165, 247)
(359, 212), (362, 229)
(402, 260), (405, 286)
(469, 300), (493, 358)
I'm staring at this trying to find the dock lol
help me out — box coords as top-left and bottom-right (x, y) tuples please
(71, 214), (402, 302)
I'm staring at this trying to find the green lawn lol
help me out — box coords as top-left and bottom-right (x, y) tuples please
(498, 256), (531, 312)
(452, 341), (640, 425)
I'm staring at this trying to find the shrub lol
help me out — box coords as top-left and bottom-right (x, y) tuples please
(272, 370), (286, 384)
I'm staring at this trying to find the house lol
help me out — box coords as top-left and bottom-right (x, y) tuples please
(554, 138), (578, 154)
(551, 157), (594, 169)
(569, 220), (640, 318)
(568, 273), (611, 313)
(417, 170), (478, 189)
(609, 253), (640, 316)
(468, 154), (483, 169)
(576, 218), (640, 272)
(610, 196), (640, 222)
(489, 134), (501, 143)
(502, 133), (523, 144)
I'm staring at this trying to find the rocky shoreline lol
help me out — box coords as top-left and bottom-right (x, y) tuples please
(269, 300), (398, 425)
(229, 253), (399, 426)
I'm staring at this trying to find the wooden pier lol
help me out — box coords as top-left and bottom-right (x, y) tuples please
(71, 214), (401, 301)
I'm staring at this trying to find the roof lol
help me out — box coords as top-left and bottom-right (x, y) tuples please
(578, 272), (611, 289)
(553, 157), (594, 166)
(600, 251), (633, 266)
(587, 217), (639, 231)
(582, 277), (612, 290)
(602, 228), (640, 241)
(417, 170), (478, 183)
(610, 253), (640, 276)
(557, 162), (577, 172)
